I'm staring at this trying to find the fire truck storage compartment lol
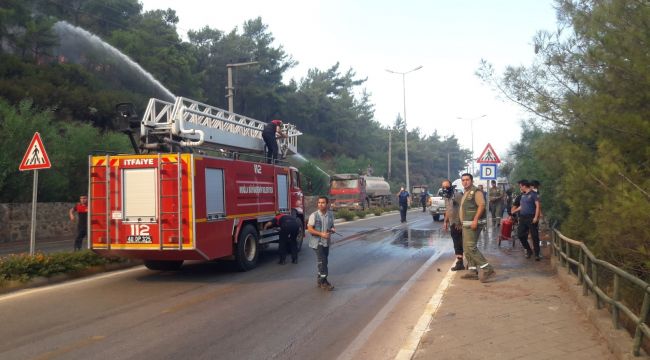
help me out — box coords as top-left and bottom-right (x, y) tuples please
(205, 168), (225, 220)
(123, 168), (157, 223)
(277, 173), (289, 212)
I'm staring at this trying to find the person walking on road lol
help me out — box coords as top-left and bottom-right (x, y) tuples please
(420, 188), (429, 213)
(511, 180), (542, 260)
(265, 213), (300, 265)
(442, 179), (465, 271)
(398, 187), (410, 223)
(307, 196), (336, 291)
(488, 180), (505, 225)
(262, 119), (286, 164)
(69, 195), (88, 251)
(459, 173), (495, 282)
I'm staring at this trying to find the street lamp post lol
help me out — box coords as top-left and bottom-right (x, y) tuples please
(386, 65), (423, 193)
(456, 114), (486, 174)
(226, 61), (259, 113)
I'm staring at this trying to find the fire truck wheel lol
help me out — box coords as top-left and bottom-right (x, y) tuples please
(236, 224), (259, 271)
(296, 217), (304, 252)
(144, 260), (184, 271)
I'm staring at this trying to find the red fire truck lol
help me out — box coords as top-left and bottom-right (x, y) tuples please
(89, 97), (304, 271)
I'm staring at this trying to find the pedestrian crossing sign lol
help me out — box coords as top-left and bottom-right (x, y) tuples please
(476, 143), (501, 164)
(19, 132), (52, 171)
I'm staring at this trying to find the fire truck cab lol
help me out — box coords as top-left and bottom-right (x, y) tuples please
(89, 97), (304, 271)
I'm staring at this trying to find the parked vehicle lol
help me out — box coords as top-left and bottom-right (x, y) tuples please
(428, 188), (446, 221)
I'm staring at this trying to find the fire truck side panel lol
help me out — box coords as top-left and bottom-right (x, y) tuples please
(228, 161), (280, 217)
(192, 157), (237, 260)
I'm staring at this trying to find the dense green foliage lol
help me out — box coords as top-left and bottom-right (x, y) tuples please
(0, 0), (469, 202)
(0, 98), (131, 202)
(479, 0), (650, 280)
(0, 250), (127, 283)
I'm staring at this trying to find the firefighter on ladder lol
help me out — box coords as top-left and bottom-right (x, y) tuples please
(262, 119), (287, 164)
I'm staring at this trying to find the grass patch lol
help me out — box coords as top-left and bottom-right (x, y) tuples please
(336, 209), (355, 221)
(0, 251), (127, 284)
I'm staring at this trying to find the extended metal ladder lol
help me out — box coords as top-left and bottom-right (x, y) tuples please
(88, 155), (111, 248)
(140, 97), (301, 156)
(158, 154), (183, 250)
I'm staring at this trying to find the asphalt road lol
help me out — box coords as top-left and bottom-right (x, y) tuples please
(0, 209), (456, 360)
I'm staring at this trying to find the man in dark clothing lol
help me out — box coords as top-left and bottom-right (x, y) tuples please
(512, 180), (542, 260)
(420, 189), (429, 212)
(69, 195), (88, 251)
(398, 187), (410, 223)
(442, 179), (465, 271)
(265, 213), (300, 264)
(262, 119), (286, 164)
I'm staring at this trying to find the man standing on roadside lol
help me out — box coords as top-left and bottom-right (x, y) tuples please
(459, 173), (495, 282)
(442, 179), (465, 271)
(488, 180), (505, 225)
(69, 195), (88, 251)
(398, 187), (410, 223)
(307, 196), (336, 291)
(512, 180), (542, 260)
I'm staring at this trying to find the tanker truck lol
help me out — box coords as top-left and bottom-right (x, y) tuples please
(329, 174), (392, 211)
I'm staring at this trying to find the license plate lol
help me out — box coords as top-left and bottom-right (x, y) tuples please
(127, 235), (152, 244)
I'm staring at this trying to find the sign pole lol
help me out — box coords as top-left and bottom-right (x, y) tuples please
(30, 169), (38, 255)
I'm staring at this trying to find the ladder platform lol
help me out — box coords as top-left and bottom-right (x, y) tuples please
(140, 97), (301, 156)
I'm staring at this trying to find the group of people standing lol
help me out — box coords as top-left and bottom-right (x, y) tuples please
(440, 175), (544, 283)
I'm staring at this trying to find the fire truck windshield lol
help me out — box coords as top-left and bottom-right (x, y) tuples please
(331, 180), (358, 189)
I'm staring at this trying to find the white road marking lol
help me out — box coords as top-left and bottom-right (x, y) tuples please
(336, 249), (445, 360)
(0, 266), (144, 302)
(394, 268), (455, 360)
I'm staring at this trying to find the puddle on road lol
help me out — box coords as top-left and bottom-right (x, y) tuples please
(390, 228), (446, 248)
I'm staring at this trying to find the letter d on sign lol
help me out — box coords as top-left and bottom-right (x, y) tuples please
(480, 164), (497, 180)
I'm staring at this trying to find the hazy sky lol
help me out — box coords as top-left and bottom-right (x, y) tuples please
(141, 0), (559, 162)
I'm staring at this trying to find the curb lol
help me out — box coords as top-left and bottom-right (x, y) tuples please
(0, 260), (142, 295)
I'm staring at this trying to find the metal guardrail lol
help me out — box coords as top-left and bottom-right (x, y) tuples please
(552, 229), (650, 356)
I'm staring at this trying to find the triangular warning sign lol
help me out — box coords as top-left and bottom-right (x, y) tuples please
(476, 143), (501, 164)
(19, 132), (52, 171)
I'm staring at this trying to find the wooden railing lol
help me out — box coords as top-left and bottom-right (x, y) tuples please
(552, 229), (649, 356)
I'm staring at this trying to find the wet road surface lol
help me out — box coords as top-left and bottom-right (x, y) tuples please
(0, 210), (457, 360)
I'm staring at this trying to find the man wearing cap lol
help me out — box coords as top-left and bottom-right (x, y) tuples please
(262, 119), (286, 164)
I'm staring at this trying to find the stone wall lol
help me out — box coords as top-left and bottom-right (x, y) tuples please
(0, 196), (355, 243)
(0, 203), (76, 243)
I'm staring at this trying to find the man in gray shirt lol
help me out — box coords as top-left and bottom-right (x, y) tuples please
(307, 196), (336, 291)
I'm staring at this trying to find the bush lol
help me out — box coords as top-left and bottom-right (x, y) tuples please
(355, 210), (366, 219)
(0, 251), (126, 283)
(373, 208), (383, 216)
(336, 209), (355, 221)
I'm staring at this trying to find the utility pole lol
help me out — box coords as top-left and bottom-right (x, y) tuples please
(226, 61), (259, 113)
(388, 131), (392, 180)
(447, 153), (451, 181)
